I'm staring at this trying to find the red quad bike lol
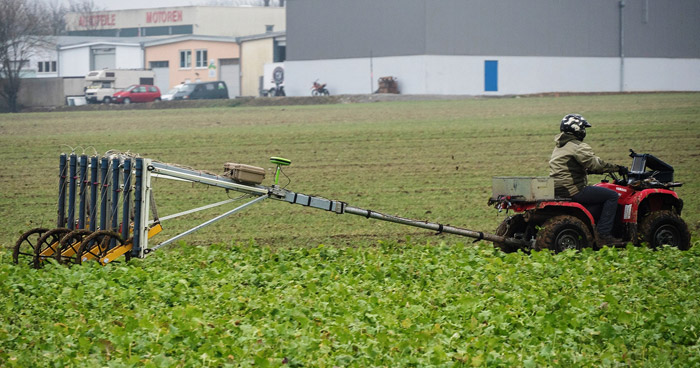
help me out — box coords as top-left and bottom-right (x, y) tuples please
(490, 150), (691, 253)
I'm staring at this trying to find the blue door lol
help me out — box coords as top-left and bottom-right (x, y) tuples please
(484, 60), (498, 92)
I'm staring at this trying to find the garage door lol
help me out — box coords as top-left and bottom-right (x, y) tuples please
(219, 58), (240, 98)
(92, 47), (115, 70)
(152, 67), (170, 92)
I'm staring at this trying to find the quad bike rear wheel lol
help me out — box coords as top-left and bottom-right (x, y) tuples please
(638, 210), (691, 250)
(535, 215), (593, 253)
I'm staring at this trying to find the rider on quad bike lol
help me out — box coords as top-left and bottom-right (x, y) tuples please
(491, 114), (690, 253)
(549, 114), (628, 245)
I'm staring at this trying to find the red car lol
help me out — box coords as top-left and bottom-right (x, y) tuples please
(112, 85), (161, 104)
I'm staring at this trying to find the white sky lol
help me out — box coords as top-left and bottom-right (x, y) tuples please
(55, 0), (280, 11)
(57, 0), (207, 10)
(90, 0), (205, 10)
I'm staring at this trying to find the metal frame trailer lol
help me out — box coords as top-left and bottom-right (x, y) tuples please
(13, 154), (525, 268)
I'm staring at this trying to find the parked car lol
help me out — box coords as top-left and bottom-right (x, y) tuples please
(161, 84), (184, 101)
(84, 69), (155, 104)
(112, 85), (161, 104)
(173, 81), (229, 100)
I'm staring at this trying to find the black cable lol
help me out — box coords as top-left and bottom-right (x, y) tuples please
(280, 167), (292, 189)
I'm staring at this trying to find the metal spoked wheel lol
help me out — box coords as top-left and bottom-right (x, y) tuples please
(13, 227), (49, 266)
(32, 228), (72, 268)
(76, 230), (125, 265)
(56, 229), (94, 265)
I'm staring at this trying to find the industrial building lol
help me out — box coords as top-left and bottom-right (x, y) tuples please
(284, 0), (700, 96)
(12, 5), (287, 106)
(57, 37), (151, 77)
(144, 35), (240, 95)
(239, 31), (287, 96)
(65, 6), (285, 38)
(11, 1), (700, 108)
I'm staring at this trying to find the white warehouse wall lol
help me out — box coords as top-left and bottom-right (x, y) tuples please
(59, 45), (144, 78)
(285, 56), (428, 96)
(624, 58), (700, 91)
(59, 48), (91, 77)
(115, 46), (145, 70)
(28, 46), (59, 78)
(286, 56), (700, 96)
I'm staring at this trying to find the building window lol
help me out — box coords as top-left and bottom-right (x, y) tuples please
(180, 50), (191, 68)
(195, 49), (207, 68)
(273, 41), (286, 63)
(150, 61), (169, 68)
(38, 61), (57, 73)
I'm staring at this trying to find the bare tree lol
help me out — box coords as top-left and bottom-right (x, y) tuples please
(0, 0), (52, 112)
(45, 0), (68, 36)
(68, 0), (106, 32)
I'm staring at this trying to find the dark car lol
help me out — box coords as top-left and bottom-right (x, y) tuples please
(112, 85), (161, 104)
(173, 81), (229, 100)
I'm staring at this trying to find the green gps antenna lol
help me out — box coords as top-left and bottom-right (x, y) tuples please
(270, 156), (291, 185)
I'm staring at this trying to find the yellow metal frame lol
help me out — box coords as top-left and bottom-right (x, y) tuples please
(39, 243), (59, 258)
(98, 224), (162, 265)
(37, 224), (163, 265)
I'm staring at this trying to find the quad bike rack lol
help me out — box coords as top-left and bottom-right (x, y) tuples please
(13, 152), (529, 268)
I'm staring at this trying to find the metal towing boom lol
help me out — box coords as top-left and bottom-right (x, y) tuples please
(13, 153), (526, 268)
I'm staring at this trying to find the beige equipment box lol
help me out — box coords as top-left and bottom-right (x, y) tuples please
(491, 176), (555, 201)
(223, 163), (266, 185)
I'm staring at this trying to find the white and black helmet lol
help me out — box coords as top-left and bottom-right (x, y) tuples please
(560, 114), (591, 141)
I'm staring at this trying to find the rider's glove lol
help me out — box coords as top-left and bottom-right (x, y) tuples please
(617, 165), (629, 175)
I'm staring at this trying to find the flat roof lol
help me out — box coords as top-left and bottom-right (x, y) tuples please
(237, 31), (286, 43)
(143, 34), (239, 47)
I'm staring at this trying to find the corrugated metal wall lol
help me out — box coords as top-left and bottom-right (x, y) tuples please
(288, 0), (700, 60)
(287, 0), (426, 60)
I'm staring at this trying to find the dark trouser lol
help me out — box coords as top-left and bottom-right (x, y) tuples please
(572, 186), (619, 235)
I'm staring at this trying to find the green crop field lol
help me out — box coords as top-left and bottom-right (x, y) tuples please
(1, 93), (699, 366)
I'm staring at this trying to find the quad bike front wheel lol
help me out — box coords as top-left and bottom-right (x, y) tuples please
(535, 215), (593, 253)
(638, 210), (691, 250)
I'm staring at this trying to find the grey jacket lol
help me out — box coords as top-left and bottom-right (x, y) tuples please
(549, 133), (618, 197)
